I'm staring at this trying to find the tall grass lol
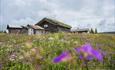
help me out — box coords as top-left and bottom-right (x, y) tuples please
(0, 33), (115, 70)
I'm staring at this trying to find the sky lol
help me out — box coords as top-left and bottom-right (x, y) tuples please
(0, 0), (115, 32)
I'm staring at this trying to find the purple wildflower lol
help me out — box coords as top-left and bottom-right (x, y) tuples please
(91, 49), (103, 61)
(87, 55), (94, 60)
(75, 47), (93, 60)
(53, 51), (72, 63)
(75, 44), (93, 54)
(80, 44), (93, 55)
(78, 54), (94, 61)
(75, 43), (103, 61)
(79, 55), (83, 60)
(75, 48), (80, 53)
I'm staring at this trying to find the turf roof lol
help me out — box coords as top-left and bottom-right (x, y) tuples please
(37, 18), (72, 28)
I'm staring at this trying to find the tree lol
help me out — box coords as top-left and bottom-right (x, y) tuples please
(95, 28), (98, 34)
(90, 28), (94, 34)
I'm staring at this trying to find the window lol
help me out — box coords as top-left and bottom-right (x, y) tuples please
(44, 24), (48, 28)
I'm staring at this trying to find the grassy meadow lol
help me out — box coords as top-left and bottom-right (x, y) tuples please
(0, 33), (115, 70)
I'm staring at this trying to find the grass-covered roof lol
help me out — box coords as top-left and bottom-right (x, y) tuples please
(36, 18), (72, 28)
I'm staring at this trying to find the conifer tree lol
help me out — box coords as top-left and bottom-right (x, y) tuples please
(90, 28), (94, 33)
(95, 28), (97, 34)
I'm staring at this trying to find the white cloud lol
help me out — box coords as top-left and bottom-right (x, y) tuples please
(11, 17), (36, 25)
(0, 16), (3, 23)
(0, 0), (115, 32)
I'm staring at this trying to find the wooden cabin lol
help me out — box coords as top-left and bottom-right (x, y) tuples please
(72, 28), (89, 33)
(27, 25), (44, 35)
(7, 18), (72, 34)
(36, 18), (72, 33)
(7, 25), (28, 34)
(7, 25), (44, 35)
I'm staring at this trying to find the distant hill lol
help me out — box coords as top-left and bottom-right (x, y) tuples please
(99, 32), (115, 34)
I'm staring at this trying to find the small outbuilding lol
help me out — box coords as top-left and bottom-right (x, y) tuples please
(7, 25), (27, 34)
(7, 25), (44, 35)
(72, 28), (89, 33)
(27, 25), (45, 35)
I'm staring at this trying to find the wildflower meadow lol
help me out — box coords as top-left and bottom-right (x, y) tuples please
(0, 33), (115, 70)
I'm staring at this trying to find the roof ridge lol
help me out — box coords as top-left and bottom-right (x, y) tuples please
(44, 17), (71, 28)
